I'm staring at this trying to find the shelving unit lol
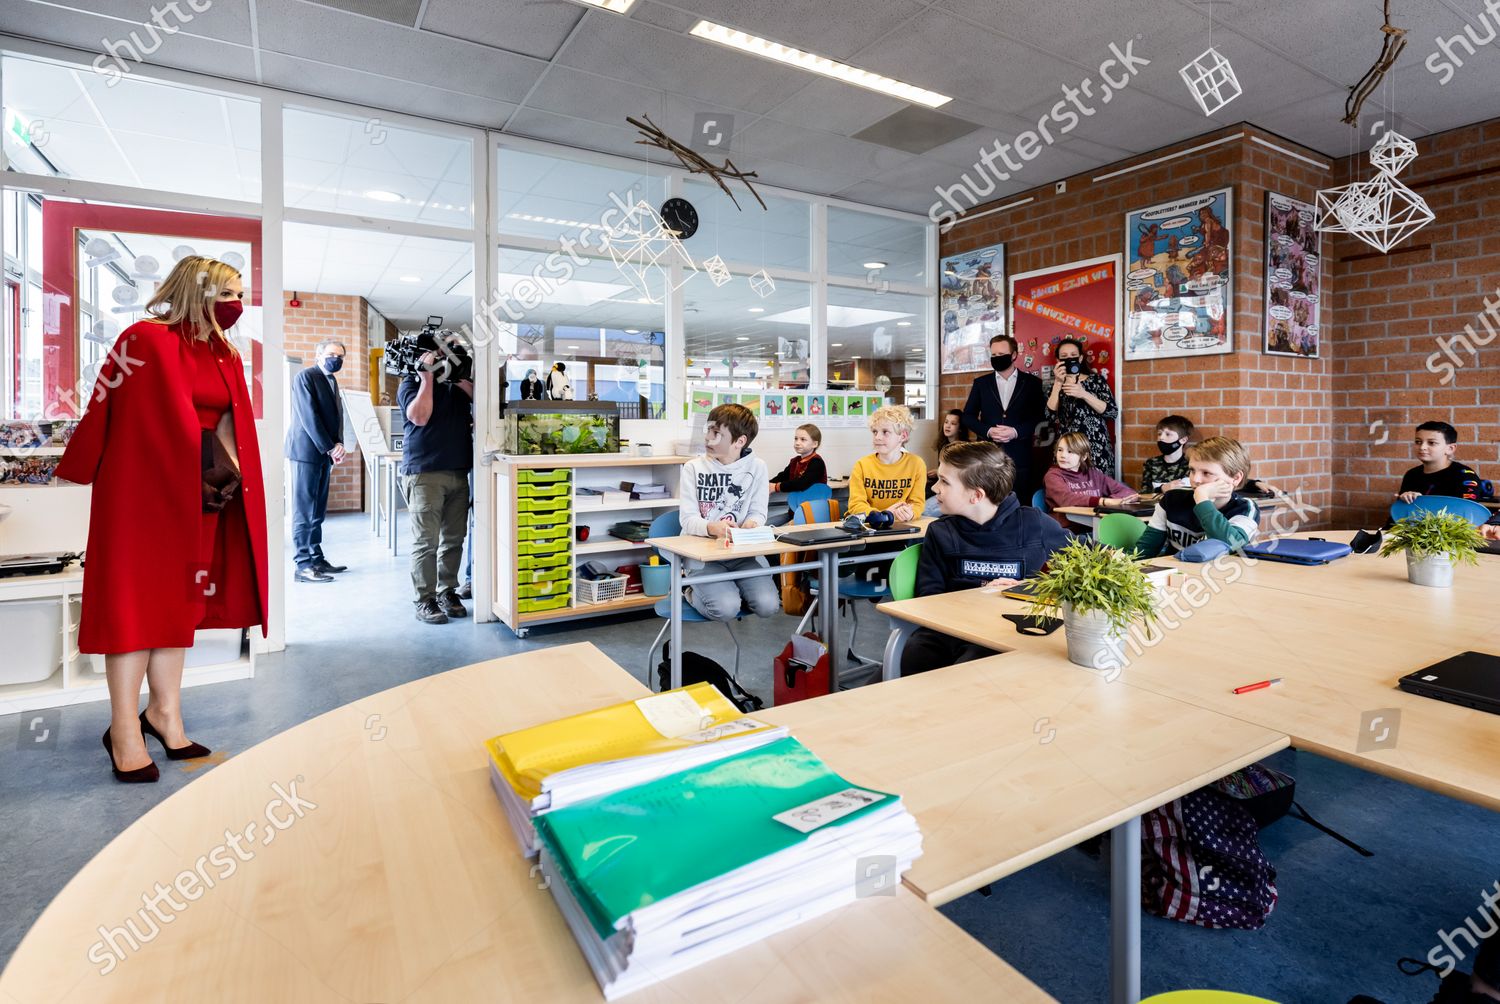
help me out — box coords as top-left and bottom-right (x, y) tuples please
(491, 453), (688, 636)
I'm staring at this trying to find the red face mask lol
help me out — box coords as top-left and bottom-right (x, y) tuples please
(213, 299), (244, 331)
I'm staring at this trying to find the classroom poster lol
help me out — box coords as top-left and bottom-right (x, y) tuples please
(829, 394), (846, 418)
(1009, 254), (1123, 475)
(763, 393), (786, 421)
(805, 394), (826, 418)
(1263, 191), (1321, 358)
(940, 242), (1006, 373)
(740, 394), (761, 417)
(786, 393), (805, 417)
(866, 394), (884, 415)
(689, 388), (714, 415)
(1123, 187), (1234, 360)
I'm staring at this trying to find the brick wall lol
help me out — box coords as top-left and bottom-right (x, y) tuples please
(1329, 119), (1500, 526)
(939, 124), (1336, 524)
(282, 292), (370, 512)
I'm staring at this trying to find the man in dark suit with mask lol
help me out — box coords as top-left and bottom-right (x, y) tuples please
(961, 333), (1046, 498)
(286, 339), (349, 582)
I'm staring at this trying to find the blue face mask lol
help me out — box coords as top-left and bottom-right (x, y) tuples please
(322, 355), (344, 374)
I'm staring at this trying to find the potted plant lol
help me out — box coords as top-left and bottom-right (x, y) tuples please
(1025, 538), (1158, 671)
(1379, 511), (1482, 588)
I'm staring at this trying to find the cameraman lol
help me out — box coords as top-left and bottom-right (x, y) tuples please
(398, 334), (473, 624)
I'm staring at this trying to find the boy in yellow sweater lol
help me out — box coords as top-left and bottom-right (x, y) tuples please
(848, 405), (926, 521)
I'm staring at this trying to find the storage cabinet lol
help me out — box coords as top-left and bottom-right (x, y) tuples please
(491, 454), (690, 636)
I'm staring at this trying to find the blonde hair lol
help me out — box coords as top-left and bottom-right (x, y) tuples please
(1187, 436), (1251, 482)
(144, 255), (242, 354)
(868, 404), (914, 436)
(1054, 430), (1094, 473)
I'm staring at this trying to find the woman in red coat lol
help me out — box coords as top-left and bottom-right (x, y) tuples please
(57, 255), (267, 783)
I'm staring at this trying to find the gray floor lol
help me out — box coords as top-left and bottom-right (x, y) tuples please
(2, 513), (1497, 1003)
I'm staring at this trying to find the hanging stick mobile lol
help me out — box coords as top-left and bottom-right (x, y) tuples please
(626, 114), (768, 211)
(1342, 0), (1407, 125)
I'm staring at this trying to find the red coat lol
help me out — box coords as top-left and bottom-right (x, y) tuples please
(56, 321), (268, 654)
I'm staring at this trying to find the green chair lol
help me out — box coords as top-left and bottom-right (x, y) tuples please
(1141, 992), (1280, 1004)
(1097, 511), (1147, 551)
(887, 542), (922, 601)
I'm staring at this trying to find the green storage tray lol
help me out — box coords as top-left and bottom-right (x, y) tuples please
(520, 524), (568, 542)
(518, 593), (570, 614)
(518, 469), (571, 485)
(518, 482), (570, 499)
(517, 511), (567, 528)
(518, 497), (570, 515)
(518, 552), (569, 571)
(519, 540), (570, 558)
(519, 568), (569, 586)
(519, 580), (567, 599)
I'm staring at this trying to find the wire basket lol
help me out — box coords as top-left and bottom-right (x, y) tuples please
(576, 573), (628, 605)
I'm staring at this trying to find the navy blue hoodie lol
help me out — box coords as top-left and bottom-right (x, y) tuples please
(916, 493), (1072, 595)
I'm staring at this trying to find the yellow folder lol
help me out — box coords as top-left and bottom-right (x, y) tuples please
(486, 683), (774, 802)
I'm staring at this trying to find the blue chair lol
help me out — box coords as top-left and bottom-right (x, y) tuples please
(785, 482), (832, 514)
(1390, 495), (1490, 527)
(1031, 488), (1048, 511)
(644, 510), (742, 681)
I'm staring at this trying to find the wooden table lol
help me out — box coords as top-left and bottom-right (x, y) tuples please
(0, 643), (1051, 1003)
(761, 653), (1286, 1004)
(648, 519), (931, 692)
(878, 532), (1500, 812)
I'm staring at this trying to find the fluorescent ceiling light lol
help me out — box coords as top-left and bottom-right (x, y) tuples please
(831, 342), (843, 347)
(896, 321), (912, 327)
(570, 0), (635, 12)
(507, 212), (606, 231)
(748, 307), (765, 313)
(365, 190), (404, 203)
(689, 20), (951, 108)
(568, 345), (580, 350)
(852, 355), (862, 360)
(624, 328), (640, 334)
(862, 261), (888, 270)
(736, 336), (749, 341)
(400, 276), (421, 283)
(767, 305), (912, 327)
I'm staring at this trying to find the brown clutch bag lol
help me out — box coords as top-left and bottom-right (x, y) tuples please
(201, 412), (241, 513)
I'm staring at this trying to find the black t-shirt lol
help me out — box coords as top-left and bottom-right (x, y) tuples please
(398, 376), (473, 475)
(1398, 461), (1480, 500)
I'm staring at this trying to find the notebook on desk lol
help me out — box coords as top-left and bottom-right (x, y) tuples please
(1397, 651), (1500, 716)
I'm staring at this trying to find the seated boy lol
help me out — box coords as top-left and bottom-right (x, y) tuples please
(677, 403), (782, 621)
(848, 405), (926, 521)
(1395, 421), (1482, 503)
(1141, 414), (1193, 491)
(1133, 436), (1260, 557)
(901, 441), (1072, 676)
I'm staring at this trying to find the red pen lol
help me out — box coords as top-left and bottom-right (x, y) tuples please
(1232, 677), (1283, 695)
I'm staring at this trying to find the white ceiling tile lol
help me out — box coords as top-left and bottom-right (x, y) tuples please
(420, 0), (584, 59)
(763, 79), (908, 138)
(737, 119), (914, 180)
(259, 53), (517, 127)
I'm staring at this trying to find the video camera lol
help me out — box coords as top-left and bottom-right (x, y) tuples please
(383, 315), (474, 383)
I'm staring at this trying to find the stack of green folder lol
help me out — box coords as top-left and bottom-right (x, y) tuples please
(534, 736), (922, 999)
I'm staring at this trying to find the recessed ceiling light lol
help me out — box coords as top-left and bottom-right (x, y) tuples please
(399, 276), (421, 283)
(831, 342), (843, 347)
(365, 190), (404, 203)
(736, 336), (749, 341)
(862, 261), (888, 270)
(748, 307), (765, 313)
(851, 355), (862, 360)
(689, 20), (951, 107)
(624, 328), (640, 334)
(896, 321), (911, 327)
(569, 0), (635, 12)
(568, 345), (580, 350)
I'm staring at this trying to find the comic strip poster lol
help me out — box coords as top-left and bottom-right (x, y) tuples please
(1123, 187), (1234, 360)
(1264, 191), (1321, 357)
(1009, 254), (1123, 476)
(939, 242), (1006, 373)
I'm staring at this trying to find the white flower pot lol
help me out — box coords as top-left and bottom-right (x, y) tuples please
(1406, 552), (1454, 588)
(1062, 603), (1126, 672)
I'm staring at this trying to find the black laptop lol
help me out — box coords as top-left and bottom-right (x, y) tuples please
(1397, 651), (1500, 716)
(1480, 539), (1500, 556)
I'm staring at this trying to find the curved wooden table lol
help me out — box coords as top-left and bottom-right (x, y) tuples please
(0, 643), (1049, 1003)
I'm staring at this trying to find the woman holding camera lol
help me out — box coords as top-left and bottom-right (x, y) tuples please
(57, 255), (266, 783)
(1045, 336), (1119, 477)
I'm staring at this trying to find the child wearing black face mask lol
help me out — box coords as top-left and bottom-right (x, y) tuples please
(1142, 414), (1194, 491)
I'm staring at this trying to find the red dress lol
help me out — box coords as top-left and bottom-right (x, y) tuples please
(57, 321), (267, 654)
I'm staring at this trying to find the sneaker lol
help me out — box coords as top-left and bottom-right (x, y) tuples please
(438, 588), (468, 618)
(415, 598), (449, 624)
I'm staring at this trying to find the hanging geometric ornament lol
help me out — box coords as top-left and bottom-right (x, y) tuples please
(1179, 47), (1242, 116)
(701, 254), (732, 287)
(747, 269), (775, 298)
(1315, 130), (1434, 252)
(600, 200), (698, 304)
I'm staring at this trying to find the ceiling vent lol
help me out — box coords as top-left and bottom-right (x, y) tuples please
(852, 106), (981, 154)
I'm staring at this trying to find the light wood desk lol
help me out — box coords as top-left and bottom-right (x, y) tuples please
(879, 539), (1500, 813)
(0, 643), (1051, 1003)
(761, 652), (1286, 1004)
(649, 519), (931, 691)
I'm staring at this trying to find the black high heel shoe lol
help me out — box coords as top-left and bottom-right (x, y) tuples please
(140, 710), (212, 761)
(103, 728), (159, 783)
